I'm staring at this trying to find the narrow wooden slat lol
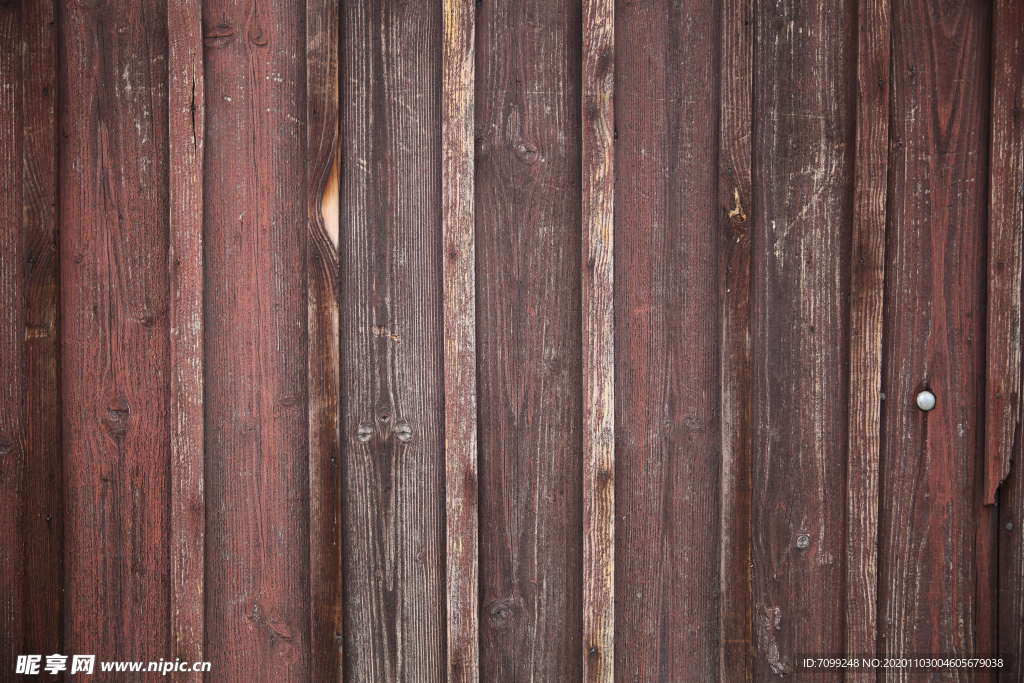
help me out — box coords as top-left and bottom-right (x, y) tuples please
(999, 421), (1024, 681)
(202, 0), (311, 677)
(59, 0), (172, 665)
(717, 0), (753, 679)
(844, 0), (890, 675)
(307, 0), (341, 678)
(340, 0), (446, 679)
(442, 0), (479, 680)
(168, 0), (205, 665)
(879, 0), (995, 674)
(986, 0), (1024, 506)
(475, 0), (584, 678)
(581, 0), (614, 679)
(750, 0), (856, 677)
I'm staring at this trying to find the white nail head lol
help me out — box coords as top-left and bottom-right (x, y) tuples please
(916, 390), (936, 411)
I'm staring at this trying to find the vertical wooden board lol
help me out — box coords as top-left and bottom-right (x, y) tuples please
(18, 0), (62, 665)
(168, 0), (205, 666)
(442, 0), (478, 679)
(750, 0), (855, 677)
(614, 0), (722, 679)
(307, 0), (341, 679)
(0, 4), (27, 671)
(59, 0), (172, 667)
(474, 0), (584, 678)
(999, 420), (1024, 682)
(581, 0), (614, 680)
(845, 0), (890, 675)
(717, 0), (753, 679)
(340, 0), (446, 680)
(202, 0), (311, 679)
(878, 0), (994, 677)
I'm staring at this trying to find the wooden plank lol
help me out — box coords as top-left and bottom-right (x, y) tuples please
(202, 0), (311, 677)
(341, 0), (447, 679)
(999, 424), (1024, 682)
(750, 0), (856, 677)
(581, 0), (614, 679)
(844, 0), (890, 675)
(878, 0), (995, 675)
(615, 0), (722, 679)
(717, 0), (753, 679)
(986, 0), (1024, 506)
(0, 4), (27, 670)
(59, 0), (172, 665)
(442, 0), (478, 680)
(307, 0), (342, 679)
(168, 0), (205, 666)
(474, 0), (583, 678)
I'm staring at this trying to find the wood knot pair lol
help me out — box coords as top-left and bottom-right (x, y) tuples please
(355, 420), (412, 443)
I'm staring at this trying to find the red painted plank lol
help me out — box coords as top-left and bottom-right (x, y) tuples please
(878, 0), (996, 676)
(475, 0), (584, 679)
(59, 0), (172, 667)
(750, 0), (856, 677)
(717, 0), (753, 679)
(202, 0), (311, 678)
(442, 0), (479, 679)
(168, 0), (205, 665)
(845, 0), (890, 676)
(614, 0), (723, 679)
(340, 0), (447, 679)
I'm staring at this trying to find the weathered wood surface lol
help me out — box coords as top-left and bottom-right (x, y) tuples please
(615, 0), (722, 679)
(879, 0), (996, 677)
(718, 0), (753, 679)
(581, 0), (614, 680)
(750, 0), (856, 677)
(202, 0), (311, 678)
(168, 0), (205, 667)
(307, 0), (341, 679)
(475, 0), (584, 679)
(59, 0), (173, 668)
(341, 0), (447, 680)
(986, 0), (1024, 507)
(442, 0), (479, 680)
(845, 0), (890, 676)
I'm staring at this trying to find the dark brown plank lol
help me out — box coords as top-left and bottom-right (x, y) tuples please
(202, 0), (311, 678)
(442, 0), (479, 679)
(59, 0), (172, 667)
(986, 0), (1024, 506)
(0, 4), (27, 671)
(340, 0), (446, 679)
(475, 0), (584, 678)
(615, 0), (723, 679)
(168, 0), (205, 665)
(750, 0), (856, 677)
(717, 0), (753, 679)
(878, 0), (996, 676)
(581, 0), (614, 679)
(307, 0), (341, 678)
(845, 0), (890, 675)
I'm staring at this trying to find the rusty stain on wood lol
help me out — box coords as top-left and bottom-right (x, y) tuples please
(582, 0), (614, 680)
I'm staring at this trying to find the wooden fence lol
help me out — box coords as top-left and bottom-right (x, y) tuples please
(2, 0), (1023, 680)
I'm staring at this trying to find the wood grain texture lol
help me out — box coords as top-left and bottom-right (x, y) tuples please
(845, 0), (890, 675)
(750, 0), (855, 677)
(167, 0), (205, 667)
(202, 0), (311, 678)
(999, 413), (1024, 682)
(59, 0), (172, 668)
(878, 0), (995, 678)
(581, 0), (614, 680)
(475, 0), (584, 678)
(985, 0), (1024, 507)
(340, 0), (446, 680)
(307, 0), (341, 679)
(717, 0), (753, 679)
(442, 1), (478, 680)
(615, 0), (721, 678)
